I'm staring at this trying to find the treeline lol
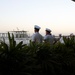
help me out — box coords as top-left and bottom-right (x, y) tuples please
(0, 32), (75, 75)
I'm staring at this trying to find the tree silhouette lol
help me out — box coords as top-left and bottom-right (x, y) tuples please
(72, 0), (75, 2)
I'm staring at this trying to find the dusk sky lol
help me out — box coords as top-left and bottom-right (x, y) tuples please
(0, 0), (75, 36)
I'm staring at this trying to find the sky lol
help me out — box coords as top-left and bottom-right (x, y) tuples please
(0, 0), (75, 36)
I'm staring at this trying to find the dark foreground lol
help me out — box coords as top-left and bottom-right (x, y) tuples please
(0, 33), (75, 75)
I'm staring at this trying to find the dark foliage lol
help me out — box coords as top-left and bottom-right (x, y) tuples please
(0, 33), (75, 75)
(72, 0), (75, 2)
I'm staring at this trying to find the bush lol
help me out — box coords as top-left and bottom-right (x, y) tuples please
(0, 33), (75, 75)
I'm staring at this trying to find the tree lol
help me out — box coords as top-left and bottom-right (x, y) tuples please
(72, 0), (75, 2)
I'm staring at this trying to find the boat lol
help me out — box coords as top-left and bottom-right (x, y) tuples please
(0, 30), (30, 45)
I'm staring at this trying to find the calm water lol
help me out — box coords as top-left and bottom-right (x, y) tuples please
(0, 37), (31, 45)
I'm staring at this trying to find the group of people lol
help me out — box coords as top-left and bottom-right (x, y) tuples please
(31, 25), (56, 44)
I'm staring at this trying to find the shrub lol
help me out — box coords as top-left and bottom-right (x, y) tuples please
(0, 33), (75, 75)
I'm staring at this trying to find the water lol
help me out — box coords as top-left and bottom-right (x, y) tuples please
(0, 37), (31, 45)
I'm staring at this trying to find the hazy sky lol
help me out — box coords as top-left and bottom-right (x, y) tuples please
(0, 0), (75, 36)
